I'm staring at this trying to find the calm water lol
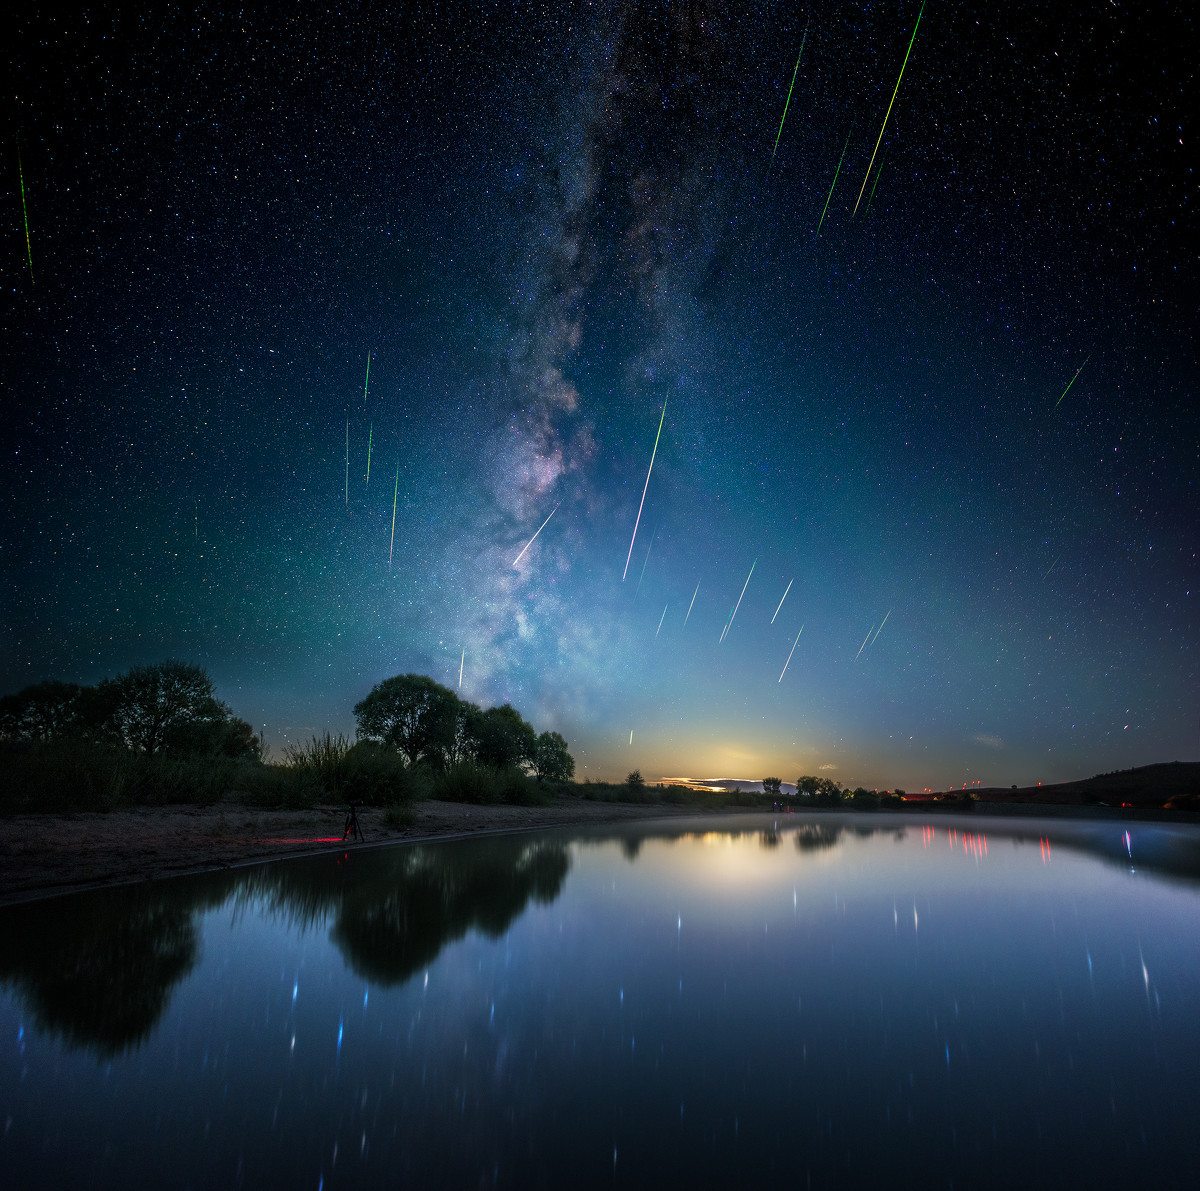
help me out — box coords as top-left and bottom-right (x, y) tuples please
(2, 813), (1199, 1189)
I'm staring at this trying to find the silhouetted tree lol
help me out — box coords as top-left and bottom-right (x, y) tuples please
(531, 730), (575, 783)
(626, 770), (645, 790)
(470, 704), (536, 770)
(0, 680), (84, 742)
(762, 776), (782, 798)
(94, 661), (232, 754)
(353, 674), (460, 767)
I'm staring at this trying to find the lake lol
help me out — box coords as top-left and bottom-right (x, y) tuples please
(2, 812), (1199, 1188)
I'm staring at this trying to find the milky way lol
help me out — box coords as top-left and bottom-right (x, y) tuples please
(2, 2), (1195, 787)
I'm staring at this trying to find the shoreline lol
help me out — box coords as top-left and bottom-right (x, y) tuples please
(0, 798), (720, 906)
(3, 796), (1197, 907)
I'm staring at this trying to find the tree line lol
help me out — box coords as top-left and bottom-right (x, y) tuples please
(0, 662), (574, 812)
(353, 673), (573, 784)
(0, 662), (260, 758)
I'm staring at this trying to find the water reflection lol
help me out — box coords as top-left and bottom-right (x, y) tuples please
(0, 875), (235, 1056)
(4, 814), (1200, 1062)
(2, 813), (1200, 1188)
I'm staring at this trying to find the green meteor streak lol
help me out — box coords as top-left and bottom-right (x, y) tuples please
(362, 352), (371, 405)
(389, 466), (399, 570)
(365, 423), (373, 487)
(1054, 355), (1091, 409)
(853, 0), (926, 215)
(816, 130), (852, 235)
(17, 141), (33, 285)
(769, 27), (808, 170)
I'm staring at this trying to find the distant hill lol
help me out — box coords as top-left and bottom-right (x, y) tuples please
(976, 762), (1200, 811)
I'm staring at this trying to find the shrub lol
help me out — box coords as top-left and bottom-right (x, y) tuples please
(433, 761), (543, 806)
(383, 800), (417, 830)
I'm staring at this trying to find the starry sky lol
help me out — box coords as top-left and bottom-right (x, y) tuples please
(3, 1), (1196, 789)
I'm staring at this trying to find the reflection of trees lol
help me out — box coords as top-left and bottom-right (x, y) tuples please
(0, 835), (570, 1056)
(0, 875), (234, 1057)
(328, 838), (569, 984)
(759, 830), (780, 848)
(794, 824), (844, 852)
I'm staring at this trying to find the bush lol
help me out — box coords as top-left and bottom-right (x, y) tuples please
(383, 800), (417, 830)
(433, 761), (545, 806)
(0, 739), (263, 813)
(280, 734), (427, 805)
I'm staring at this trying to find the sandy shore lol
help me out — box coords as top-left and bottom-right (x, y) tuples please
(0, 798), (714, 905)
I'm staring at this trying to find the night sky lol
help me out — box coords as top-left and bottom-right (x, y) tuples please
(3, 2), (1195, 789)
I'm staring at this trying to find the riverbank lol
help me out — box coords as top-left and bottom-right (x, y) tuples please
(0, 797), (719, 905)
(4, 793), (1197, 906)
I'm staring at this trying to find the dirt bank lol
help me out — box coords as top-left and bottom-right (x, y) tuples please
(0, 798), (713, 905)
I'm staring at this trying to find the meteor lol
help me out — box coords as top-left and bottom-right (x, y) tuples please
(853, 0), (927, 215)
(771, 578), (794, 624)
(870, 608), (891, 645)
(635, 525), (659, 598)
(655, 604), (668, 638)
(855, 626), (875, 660)
(16, 141), (33, 285)
(769, 26), (808, 171)
(388, 466), (399, 569)
(684, 580), (700, 625)
(362, 352), (371, 405)
(512, 502), (560, 568)
(1054, 356), (1091, 409)
(778, 625), (804, 682)
(459, 649), (464, 689)
(721, 560), (756, 643)
(344, 421), (349, 506)
(864, 147), (888, 214)
(1043, 554), (1061, 579)
(365, 423), (373, 487)
(816, 130), (851, 235)
(623, 399), (668, 580)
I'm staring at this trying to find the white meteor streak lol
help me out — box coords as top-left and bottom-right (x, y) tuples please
(771, 579), (793, 624)
(778, 624), (804, 682)
(512, 503), (560, 568)
(623, 399), (668, 580)
(855, 626), (875, 660)
(656, 604), (668, 638)
(721, 560), (757, 643)
(870, 608), (892, 645)
(684, 581), (700, 624)
(459, 649), (464, 689)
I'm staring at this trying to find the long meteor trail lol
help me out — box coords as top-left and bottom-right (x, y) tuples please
(853, 0), (926, 215)
(721, 560), (756, 642)
(623, 399), (668, 580)
(365, 424), (373, 487)
(779, 625), (804, 682)
(388, 466), (399, 570)
(870, 608), (892, 646)
(817, 131), (851, 235)
(771, 579), (794, 623)
(655, 604), (668, 639)
(635, 525), (659, 598)
(17, 142), (33, 285)
(769, 26), (808, 171)
(855, 625), (875, 660)
(362, 352), (371, 405)
(1054, 356), (1091, 409)
(684, 581), (700, 625)
(512, 502), (560, 568)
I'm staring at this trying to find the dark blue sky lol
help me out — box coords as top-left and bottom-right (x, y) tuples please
(3, 1), (1195, 787)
